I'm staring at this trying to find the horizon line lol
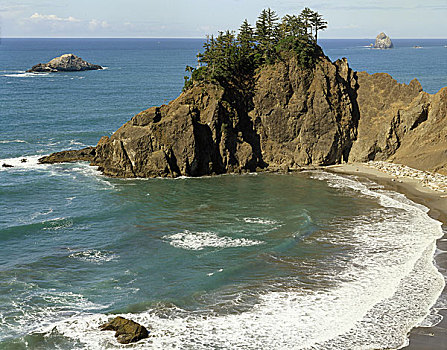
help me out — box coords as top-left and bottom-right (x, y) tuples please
(2, 36), (447, 40)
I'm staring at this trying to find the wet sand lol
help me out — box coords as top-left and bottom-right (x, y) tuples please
(327, 163), (447, 350)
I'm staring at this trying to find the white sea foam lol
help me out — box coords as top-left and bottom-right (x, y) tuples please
(30, 208), (54, 220)
(68, 139), (87, 147)
(0, 155), (48, 171)
(0, 153), (117, 191)
(69, 250), (118, 264)
(164, 230), (263, 250)
(243, 217), (278, 225)
(69, 163), (115, 189)
(1, 284), (108, 341)
(0, 139), (27, 144)
(42, 217), (73, 231)
(3, 71), (50, 78)
(12, 172), (445, 349)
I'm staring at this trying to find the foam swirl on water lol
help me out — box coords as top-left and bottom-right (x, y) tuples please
(164, 230), (263, 250)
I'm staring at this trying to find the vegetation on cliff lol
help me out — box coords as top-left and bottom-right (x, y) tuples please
(183, 7), (327, 90)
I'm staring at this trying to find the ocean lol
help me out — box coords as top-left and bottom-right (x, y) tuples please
(1, 38), (446, 349)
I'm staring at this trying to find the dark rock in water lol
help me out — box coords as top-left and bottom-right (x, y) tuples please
(38, 147), (96, 164)
(21, 158), (27, 163)
(27, 54), (102, 73)
(373, 32), (393, 49)
(2, 163), (14, 168)
(99, 316), (149, 344)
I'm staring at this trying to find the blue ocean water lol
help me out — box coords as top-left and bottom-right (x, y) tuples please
(0, 39), (446, 349)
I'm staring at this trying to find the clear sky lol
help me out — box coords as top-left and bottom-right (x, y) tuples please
(1, 0), (446, 38)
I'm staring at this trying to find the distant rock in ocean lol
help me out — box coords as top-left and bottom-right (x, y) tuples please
(374, 32), (393, 49)
(27, 54), (102, 73)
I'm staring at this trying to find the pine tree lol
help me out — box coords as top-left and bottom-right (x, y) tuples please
(310, 11), (327, 42)
(299, 7), (314, 37)
(238, 19), (255, 52)
(255, 8), (279, 63)
(184, 7), (327, 90)
(280, 15), (305, 38)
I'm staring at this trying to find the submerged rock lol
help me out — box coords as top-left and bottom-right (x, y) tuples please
(374, 32), (393, 49)
(2, 163), (14, 168)
(27, 54), (102, 73)
(99, 316), (149, 344)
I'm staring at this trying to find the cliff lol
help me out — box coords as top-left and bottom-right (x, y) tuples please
(87, 55), (359, 177)
(39, 55), (447, 177)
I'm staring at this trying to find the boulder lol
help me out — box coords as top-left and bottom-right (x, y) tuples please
(374, 32), (393, 49)
(27, 54), (102, 73)
(99, 316), (149, 344)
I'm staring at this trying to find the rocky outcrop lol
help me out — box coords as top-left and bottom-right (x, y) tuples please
(374, 32), (393, 49)
(252, 57), (358, 169)
(39, 147), (96, 164)
(27, 54), (102, 73)
(388, 87), (447, 175)
(348, 73), (447, 175)
(99, 316), (149, 344)
(89, 55), (360, 177)
(42, 53), (447, 177)
(348, 73), (423, 162)
(92, 83), (263, 177)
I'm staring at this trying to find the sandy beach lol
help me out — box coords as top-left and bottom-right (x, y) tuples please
(327, 162), (447, 350)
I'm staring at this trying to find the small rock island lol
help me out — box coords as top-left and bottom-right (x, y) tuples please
(27, 54), (102, 73)
(374, 32), (393, 49)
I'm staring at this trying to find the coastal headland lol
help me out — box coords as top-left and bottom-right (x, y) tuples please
(39, 53), (447, 179)
(34, 12), (447, 347)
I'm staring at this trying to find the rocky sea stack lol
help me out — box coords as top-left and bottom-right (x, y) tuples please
(39, 53), (447, 177)
(27, 54), (102, 73)
(374, 32), (394, 49)
(38, 9), (447, 177)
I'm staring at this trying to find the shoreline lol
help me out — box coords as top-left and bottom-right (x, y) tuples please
(327, 163), (447, 350)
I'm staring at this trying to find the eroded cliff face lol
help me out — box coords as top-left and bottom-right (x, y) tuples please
(349, 73), (447, 175)
(252, 56), (359, 169)
(90, 55), (363, 177)
(388, 87), (447, 175)
(92, 83), (262, 177)
(40, 54), (447, 177)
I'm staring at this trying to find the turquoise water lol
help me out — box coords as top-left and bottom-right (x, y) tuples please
(1, 39), (446, 349)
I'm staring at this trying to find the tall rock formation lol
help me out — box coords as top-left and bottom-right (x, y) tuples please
(373, 32), (394, 49)
(39, 54), (447, 176)
(88, 55), (360, 177)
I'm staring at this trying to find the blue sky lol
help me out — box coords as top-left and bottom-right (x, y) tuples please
(1, 0), (446, 38)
